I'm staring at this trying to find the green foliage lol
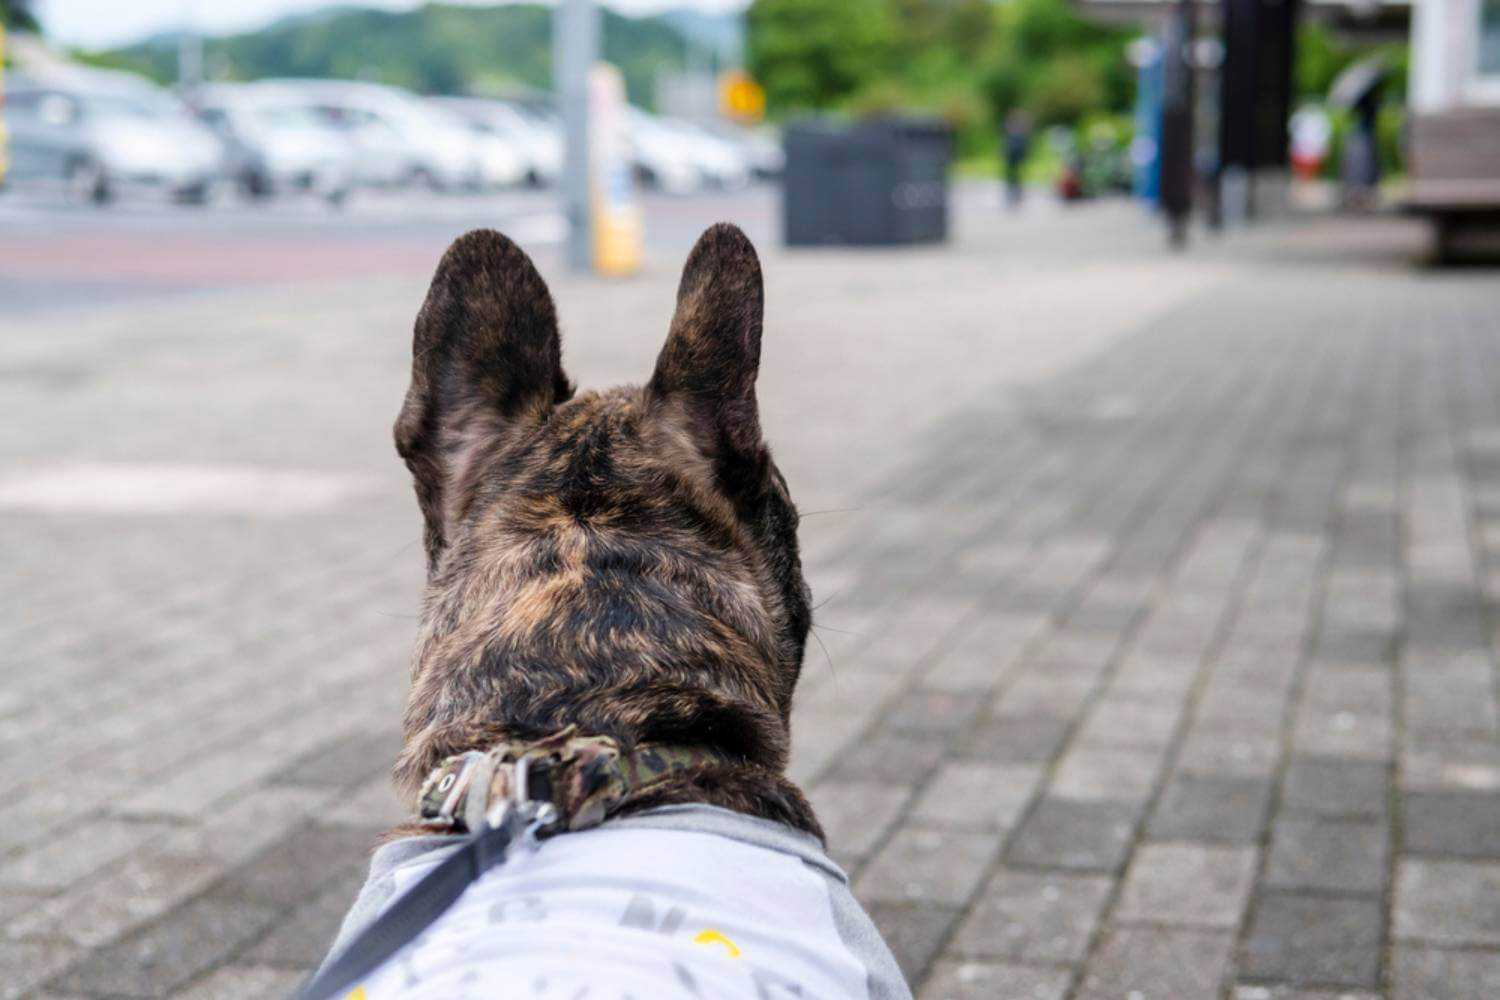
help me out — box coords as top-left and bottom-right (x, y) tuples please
(747, 0), (1133, 158)
(1, 0), (39, 33)
(1297, 21), (1408, 103)
(745, 0), (898, 112)
(89, 3), (692, 108)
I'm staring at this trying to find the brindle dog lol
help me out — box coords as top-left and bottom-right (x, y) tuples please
(390, 222), (820, 838)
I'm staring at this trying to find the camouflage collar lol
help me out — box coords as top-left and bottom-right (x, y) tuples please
(415, 725), (733, 837)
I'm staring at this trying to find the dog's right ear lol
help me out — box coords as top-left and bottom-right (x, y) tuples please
(394, 229), (572, 569)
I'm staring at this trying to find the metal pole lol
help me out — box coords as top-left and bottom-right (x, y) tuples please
(1159, 0), (1197, 247)
(554, 0), (598, 273)
(177, 1), (203, 91)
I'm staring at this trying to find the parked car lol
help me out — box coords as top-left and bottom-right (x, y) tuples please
(626, 110), (706, 194)
(2, 72), (224, 204)
(664, 119), (751, 191)
(193, 83), (356, 204)
(701, 121), (784, 180)
(262, 79), (484, 191)
(431, 96), (561, 187)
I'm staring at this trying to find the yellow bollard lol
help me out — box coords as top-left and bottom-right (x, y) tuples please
(587, 63), (641, 277)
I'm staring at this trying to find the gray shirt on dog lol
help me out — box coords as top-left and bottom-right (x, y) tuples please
(324, 804), (911, 999)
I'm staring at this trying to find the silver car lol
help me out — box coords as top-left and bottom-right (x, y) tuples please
(3, 74), (225, 204)
(194, 84), (357, 205)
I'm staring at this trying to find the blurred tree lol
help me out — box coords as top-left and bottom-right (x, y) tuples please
(1, 0), (38, 32)
(1024, 52), (1108, 125)
(88, 4), (691, 109)
(746, 0), (898, 112)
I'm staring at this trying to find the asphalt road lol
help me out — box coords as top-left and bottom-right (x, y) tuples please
(0, 182), (781, 314)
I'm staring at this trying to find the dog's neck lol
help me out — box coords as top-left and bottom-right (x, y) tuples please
(392, 557), (818, 838)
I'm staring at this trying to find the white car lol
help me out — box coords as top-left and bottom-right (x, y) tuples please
(432, 96), (562, 187)
(666, 119), (751, 191)
(262, 79), (484, 191)
(194, 83), (357, 203)
(702, 122), (783, 179)
(626, 110), (704, 194)
(4, 72), (224, 204)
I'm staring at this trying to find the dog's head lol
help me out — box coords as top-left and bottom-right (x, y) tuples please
(392, 224), (810, 795)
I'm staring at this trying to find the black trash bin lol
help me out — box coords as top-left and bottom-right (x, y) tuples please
(783, 117), (952, 247)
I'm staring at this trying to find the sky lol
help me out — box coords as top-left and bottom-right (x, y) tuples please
(36, 0), (748, 50)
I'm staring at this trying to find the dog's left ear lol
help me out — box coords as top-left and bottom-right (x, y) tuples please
(649, 223), (767, 494)
(395, 229), (573, 567)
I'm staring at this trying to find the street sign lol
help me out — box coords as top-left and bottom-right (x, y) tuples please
(719, 70), (765, 124)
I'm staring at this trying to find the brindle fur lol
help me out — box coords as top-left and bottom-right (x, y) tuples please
(391, 223), (820, 838)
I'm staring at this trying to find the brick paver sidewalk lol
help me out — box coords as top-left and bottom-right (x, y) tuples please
(3, 199), (1498, 998)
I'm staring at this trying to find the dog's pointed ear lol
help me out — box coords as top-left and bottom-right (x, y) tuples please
(394, 229), (572, 567)
(648, 223), (767, 493)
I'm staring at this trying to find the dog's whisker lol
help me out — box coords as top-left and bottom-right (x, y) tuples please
(809, 625), (837, 682)
(810, 586), (845, 612)
(810, 622), (862, 636)
(798, 507), (862, 518)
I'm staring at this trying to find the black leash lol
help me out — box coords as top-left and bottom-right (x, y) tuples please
(294, 799), (541, 1000)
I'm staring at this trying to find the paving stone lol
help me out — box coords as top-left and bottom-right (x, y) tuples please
(919, 959), (1071, 1000)
(269, 729), (401, 789)
(1177, 724), (1283, 778)
(808, 780), (911, 868)
(910, 762), (1043, 831)
(1147, 775), (1272, 843)
(989, 673), (1098, 717)
(170, 964), (307, 1000)
(1232, 988), (1379, 1000)
(1404, 791), (1500, 857)
(1401, 739), (1500, 793)
(0, 888), (51, 926)
(1291, 711), (1393, 760)
(0, 819), (172, 892)
(885, 689), (986, 734)
(1051, 746), (1163, 803)
(1281, 758), (1388, 819)
(1108, 654), (1200, 700)
(327, 775), (409, 829)
(950, 866), (1110, 963)
(866, 902), (961, 985)
(1291, 666), (1395, 760)
(1264, 817), (1389, 895)
(0, 940), (79, 1000)
(156, 786), (328, 865)
(1239, 894), (1383, 989)
(956, 715), (1071, 763)
(6, 848), (224, 947)
(1074, 695), (1184, 749)
(1007, 798), (1137, 872)
(1077, 927), (1235, 1000)
(1114, 843), (1258, 929)
(1391, 945), (1500, 1000)
(208, 823), (377, 908)
(825, 732), (948, 784)
(1394, 857), (1500, 946)
(47, 896), (279, 997)
(1027, 629), (1121, 678)
(858, 826), (1000, 906)
(245, 866), (366, 967)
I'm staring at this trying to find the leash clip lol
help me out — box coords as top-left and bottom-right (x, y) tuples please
(483, 756), (559, 842)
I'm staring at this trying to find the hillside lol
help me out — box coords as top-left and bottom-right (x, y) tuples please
(85, 3), (734, 109)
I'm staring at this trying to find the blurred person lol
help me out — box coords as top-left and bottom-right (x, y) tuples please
(1001, 108), (1032, 208)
